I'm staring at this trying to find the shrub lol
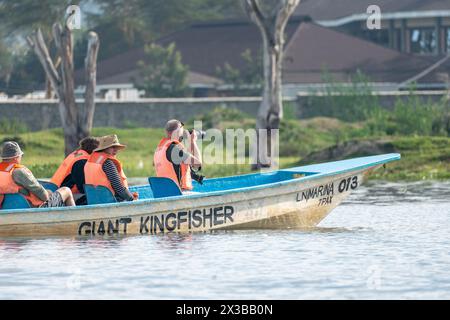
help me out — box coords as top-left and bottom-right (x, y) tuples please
(0, 119), (28, 134)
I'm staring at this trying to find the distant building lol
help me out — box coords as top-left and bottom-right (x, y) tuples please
(295, 0), (450, 55)
(74, 1), (450, 98)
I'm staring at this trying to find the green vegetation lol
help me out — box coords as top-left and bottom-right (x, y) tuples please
(307, 71), (450, 138)
(0, 0), (244, 96)
(370, 136), (450, 180)
(135, 43), (191, 97)
(1, 114), (448, 181)
(215, 49), (263, 96)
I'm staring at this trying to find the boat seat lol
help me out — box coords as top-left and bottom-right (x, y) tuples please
(38, 180), (58, 192)
(148, 177), (182, 198)
(84, 184), (117, 205)
(0, 193), (31, 210)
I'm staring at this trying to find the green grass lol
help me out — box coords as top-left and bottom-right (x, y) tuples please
(370, 136), (450, 181)
(1, 123), (449, 181)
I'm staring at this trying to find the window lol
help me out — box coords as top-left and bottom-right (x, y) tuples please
(410, 28), (437, 54)
(361, 29), (390, 47)
(447, 28), (450, 53)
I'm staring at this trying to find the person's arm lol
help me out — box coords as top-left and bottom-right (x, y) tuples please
(71, 160), (87, 193)
(60, 174), (75, 189)
(102, 160), (134, 202)
(12, 168), (49, 201)
(188, 131), (202, 169)
(167, 139), (202, 169)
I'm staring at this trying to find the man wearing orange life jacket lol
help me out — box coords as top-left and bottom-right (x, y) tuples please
(153, 119), (202, 191)
(84, 135), (138, 202)
(50, 137), (99, 205)
(0, 141), (75, 209)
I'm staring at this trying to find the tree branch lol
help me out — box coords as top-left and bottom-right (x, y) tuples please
(243, 0), (275, 47)
(80, 31), (99, 136)
(26, 29), (61, 98)
(274, 0), (300, 40)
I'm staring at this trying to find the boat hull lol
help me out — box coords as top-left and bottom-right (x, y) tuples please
(0, 167), (375, 237)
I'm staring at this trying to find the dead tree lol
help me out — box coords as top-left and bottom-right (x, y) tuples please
(242, 0), (300, 169)
(27, 23), (99, 156)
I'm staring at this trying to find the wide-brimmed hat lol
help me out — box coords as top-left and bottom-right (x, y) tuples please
(1, 141), (24, 159)
(93, 135), (126, 152)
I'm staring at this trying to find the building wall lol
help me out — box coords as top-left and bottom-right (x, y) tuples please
(0, 93), (446, 132)
(0, 98), (265, 131)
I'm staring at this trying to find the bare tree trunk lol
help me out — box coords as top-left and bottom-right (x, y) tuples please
(27, 25), (99, 156)
(45, 77), (52, 99)
(53, 23), (79, 155)
(80, 32), (99, 139)
(242, 0), (300, 170)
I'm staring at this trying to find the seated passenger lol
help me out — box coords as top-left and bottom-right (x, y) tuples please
(50, 137), (100, 205)
(0, 141), (75, 208)
(84, 135), (138, 202)
(153, 119), (202, 191)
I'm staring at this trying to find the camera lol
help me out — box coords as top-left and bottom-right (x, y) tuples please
(190, 167), (205, 185)
(188, 129), (206, 139)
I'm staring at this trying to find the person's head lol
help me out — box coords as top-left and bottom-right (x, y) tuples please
(165, 119), (184, 141)
(93, 135), (126, 156)
(79, 137), (100, 154)
(1, 141), (24, 163)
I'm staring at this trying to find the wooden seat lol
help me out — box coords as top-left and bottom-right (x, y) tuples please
(148, 177), (182, 198)
(84, 184), (117, 205)
(1, 194), (31, 210)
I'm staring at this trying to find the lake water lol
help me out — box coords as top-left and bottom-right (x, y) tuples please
(0, 181), (449, 300)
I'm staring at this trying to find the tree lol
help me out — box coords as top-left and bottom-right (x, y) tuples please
(0, 0), (83, 98)
(216, 48), (263, 96)
(93, 0), (245, 41)
(135, 43), (190, 98)
(27, 17), (99, 155)
(242, 0), (300, 169)
(0, 39), (13, 88)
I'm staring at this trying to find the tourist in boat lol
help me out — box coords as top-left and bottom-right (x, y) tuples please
(153, 119), (202, 191)
(84, 135), (138, 202)
(50, 137), (100, 205)
(0, 141), (75, 208)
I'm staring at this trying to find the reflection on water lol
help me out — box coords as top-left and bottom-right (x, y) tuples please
(0, 181), (449, 299)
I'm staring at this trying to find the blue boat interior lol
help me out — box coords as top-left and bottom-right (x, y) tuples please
(1, 193), (31, 210)
(148, 177), (182, 198)
(84, 185), (117, 205)
(0, 154), (401, 209)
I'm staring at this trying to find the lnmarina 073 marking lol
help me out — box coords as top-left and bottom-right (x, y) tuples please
(295, 175), (359, 207)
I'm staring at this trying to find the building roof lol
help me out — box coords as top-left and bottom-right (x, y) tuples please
(294, 0), (450, 22)
(76, 18), (450, 89)
(76, 18), (302, 86)
(282, 22), (438, 83)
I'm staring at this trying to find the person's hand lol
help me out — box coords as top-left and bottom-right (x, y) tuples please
(190, 129), (198, 143)
(132, 192), (139, 200)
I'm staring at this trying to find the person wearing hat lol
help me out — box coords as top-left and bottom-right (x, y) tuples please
(84, 135), (138, 202)
(153, 119), (202, 191)
(50, 136), (100, 205)
(0, 141), (75, 208)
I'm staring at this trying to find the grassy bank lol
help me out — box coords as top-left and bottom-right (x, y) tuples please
(1, 122), (448, 180)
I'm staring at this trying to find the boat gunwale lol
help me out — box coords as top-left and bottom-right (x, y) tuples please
(0, 153), (400, 216)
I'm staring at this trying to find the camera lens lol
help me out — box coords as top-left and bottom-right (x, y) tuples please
(189, 129), (206, 139)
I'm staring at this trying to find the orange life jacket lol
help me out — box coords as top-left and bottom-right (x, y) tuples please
(0, 162), (45, 208)
(84, 152), (129, 195)
(153, 138), (192, 191)
(50, 149), (90, 194)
